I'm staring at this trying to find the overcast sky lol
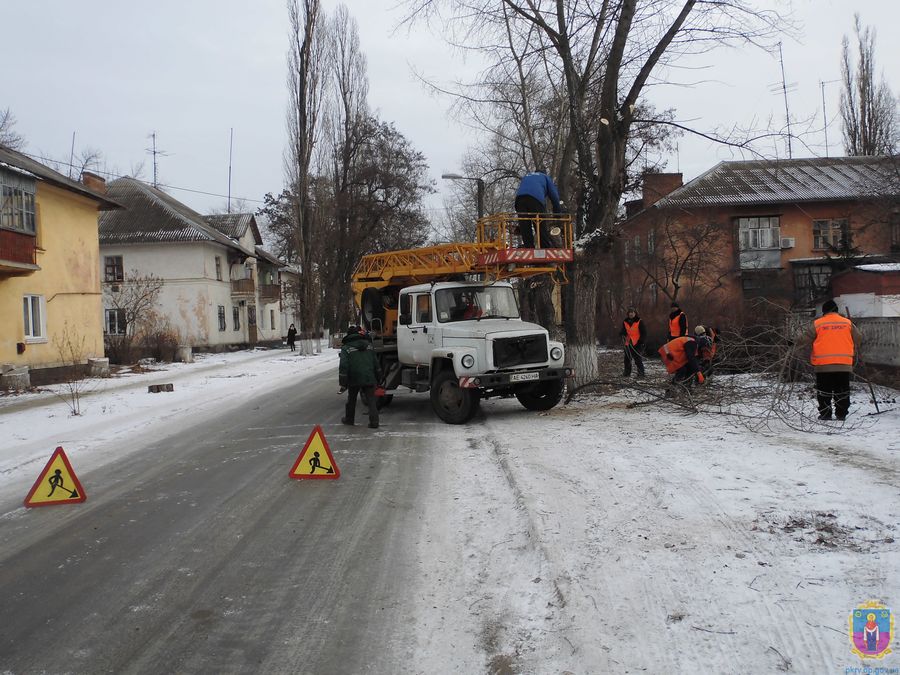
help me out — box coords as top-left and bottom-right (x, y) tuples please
(3, 0), (898, 223)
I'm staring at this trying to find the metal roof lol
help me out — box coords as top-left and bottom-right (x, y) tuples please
(656, 156), (899, 208)
(254, 246), (285, 267)
(99, 177), (254, 255)
(0, 144), (121, 209)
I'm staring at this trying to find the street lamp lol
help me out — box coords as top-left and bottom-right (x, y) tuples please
(441, 173), (485, 219)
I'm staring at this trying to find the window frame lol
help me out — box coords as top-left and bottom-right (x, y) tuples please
(218, 305), (226, 332)
(0, 170), (37, 234)
(737, 216), (781, 251)
(215, 256), (223, 281)
(23, 295), (47, 342)
(105, 308), (127, 335)
(233, 305), (241, 331)
(812, 218), (848, 250)
(104, 256), (124, 282)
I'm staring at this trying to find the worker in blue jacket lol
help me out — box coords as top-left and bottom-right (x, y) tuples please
(514, 170), (563, 248)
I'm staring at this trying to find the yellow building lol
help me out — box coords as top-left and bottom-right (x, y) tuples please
(0, 145), (118, 385)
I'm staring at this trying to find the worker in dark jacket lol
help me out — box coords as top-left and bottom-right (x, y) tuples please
(620, 307), (646, 377)
(667, 302), (687, 341)
(339, 325), (383, 429)
(806, 299), (861, 421)
(697, 325), (719, 377)
(514, 169), (563, 248)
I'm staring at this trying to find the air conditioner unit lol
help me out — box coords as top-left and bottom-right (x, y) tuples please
(780, 237), (795, 249)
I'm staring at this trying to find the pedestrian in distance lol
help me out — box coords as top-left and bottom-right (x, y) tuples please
(806, 299), (861, 421)
(339, 325), (383, 429)
(666, 302), (687, 341)
(286, 323), (297, 352)
(514, 169), (563, 248)
(620, 307), (646, 377)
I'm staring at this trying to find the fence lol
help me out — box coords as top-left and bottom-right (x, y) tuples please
(856, 317), (900, 367)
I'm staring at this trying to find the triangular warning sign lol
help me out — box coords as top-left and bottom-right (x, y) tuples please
(24, 446), (87, 507)
(289, 425), (340, 480)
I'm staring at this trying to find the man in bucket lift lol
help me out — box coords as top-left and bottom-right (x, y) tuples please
(514, 169), (563, 248)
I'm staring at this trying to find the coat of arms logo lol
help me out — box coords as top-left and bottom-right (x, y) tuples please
(849, 600), (893, 659)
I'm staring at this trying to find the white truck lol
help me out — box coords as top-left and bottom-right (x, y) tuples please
(352, 212), (575, 424)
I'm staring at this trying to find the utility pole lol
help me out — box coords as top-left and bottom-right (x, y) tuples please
(777, 42), (794, 159)
(820, 79), (840, 157)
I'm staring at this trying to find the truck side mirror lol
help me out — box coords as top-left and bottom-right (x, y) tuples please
(399, 314), (411, 325)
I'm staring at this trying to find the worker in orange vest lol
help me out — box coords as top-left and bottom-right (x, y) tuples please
(658, 331), (704, 388)
(667, 302), (687, 341)
(696, 325), (718, 377)
(620, 307), (646, 377)
(807, 299), (861, 421)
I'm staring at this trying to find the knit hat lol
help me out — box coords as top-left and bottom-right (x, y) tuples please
(822, 299), (839, 314)
(695, 325), (706, 335)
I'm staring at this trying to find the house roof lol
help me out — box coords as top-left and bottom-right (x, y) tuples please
(0, 144), (121, 209)
(205, 213), (263, 246)
(656, 156), (899, 208)
(254, 246), (285, 268)
(99, 177), (254, 255)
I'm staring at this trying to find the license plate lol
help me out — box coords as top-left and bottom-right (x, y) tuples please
(510, 372), (540, 382)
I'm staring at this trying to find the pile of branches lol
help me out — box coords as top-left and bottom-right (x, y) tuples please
(567, 308), (896, 433)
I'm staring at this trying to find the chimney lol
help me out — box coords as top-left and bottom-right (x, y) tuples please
(624, 199), (644, 219)
(81, 171), (107, 194)
(642, 172), (682, 208)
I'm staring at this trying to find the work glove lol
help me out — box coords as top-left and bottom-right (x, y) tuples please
(338, 386), (347, 394)
(697, 372), (705, 384)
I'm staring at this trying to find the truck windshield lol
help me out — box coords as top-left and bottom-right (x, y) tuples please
(435, 286), (520, 322)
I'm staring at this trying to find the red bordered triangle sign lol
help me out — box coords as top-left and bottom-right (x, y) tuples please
(24, 446), (87, 507)
(289, 425), (340, 480)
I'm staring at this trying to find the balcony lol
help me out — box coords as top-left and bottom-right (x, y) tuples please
(258, 283), (281, 303)
(0, 229), (39, 276)
(230, 277), (256, 296)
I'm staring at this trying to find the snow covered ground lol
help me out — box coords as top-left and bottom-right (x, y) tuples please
(1, 348), (897, 672)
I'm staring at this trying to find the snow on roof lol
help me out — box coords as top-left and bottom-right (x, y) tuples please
(855, 263), (900, 273)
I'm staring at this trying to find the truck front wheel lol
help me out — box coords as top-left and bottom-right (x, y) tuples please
(515, 379), (564, 411)
(430, 370), (480, 424)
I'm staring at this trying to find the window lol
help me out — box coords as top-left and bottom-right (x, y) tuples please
(218, 305), (226, 331)
(0, 170), (37, 234)
(623, 240), (630, 262)
(737, 216), (781, 250)
(233, 306), (241, 330)
(23, 295), (45, 341)
(415, 295), (431, 323)
(105, 308), (127, 335)
(794, 264), (832, 307)
(892, 211), (900, 251)
(270, 309), (276, 330)
(104, 256), (124, 282)
(647, 229), (656, 254)
(215, 256), (222, 281)
(813, 218), (848, 250)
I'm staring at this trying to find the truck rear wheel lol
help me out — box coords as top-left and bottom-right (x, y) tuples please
(515, 379), (564, 411)
(430, 369), (480, 424)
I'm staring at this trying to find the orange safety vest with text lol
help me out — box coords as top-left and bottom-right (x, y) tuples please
(624, 319), (641, 346)
(810, 313), (854, 366)
(658, 336), (695, 374)
(668, 311), (686, 337)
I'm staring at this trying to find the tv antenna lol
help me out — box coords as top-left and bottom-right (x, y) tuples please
(820, 79), (840, 157)
(145, 132), (171, 188)
(769, 42), (797, 158)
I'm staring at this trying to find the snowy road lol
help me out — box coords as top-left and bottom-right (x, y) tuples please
(0, 349), (897, 673)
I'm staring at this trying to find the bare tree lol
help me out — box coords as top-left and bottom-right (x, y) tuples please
(404, 0), (784, 384)
(840, 15), (898, 157)
(0, 107), (25, 150)
(103, 271), (164, 364)
(285, 0), (327, 336)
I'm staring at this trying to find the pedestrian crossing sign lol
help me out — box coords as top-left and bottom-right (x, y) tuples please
(24, 446), (87, 507)
(289, 425), (340, 480)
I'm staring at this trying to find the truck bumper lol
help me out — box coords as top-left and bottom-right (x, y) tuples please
(458, 367), (575, 388)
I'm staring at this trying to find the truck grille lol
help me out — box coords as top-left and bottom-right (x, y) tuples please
(492, 334), (547, 368)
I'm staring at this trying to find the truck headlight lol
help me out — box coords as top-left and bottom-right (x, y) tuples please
(461, 354), (475, 369)
(550, 347), (563, 361)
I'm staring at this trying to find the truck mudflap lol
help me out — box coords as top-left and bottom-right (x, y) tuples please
(459, 367), (574, 389)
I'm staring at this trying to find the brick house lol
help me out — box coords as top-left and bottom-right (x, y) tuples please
(613, 157), (899, 342)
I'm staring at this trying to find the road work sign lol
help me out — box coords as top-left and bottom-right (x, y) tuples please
(289, 425), (340, 480)
(24, 446), (87, 507)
